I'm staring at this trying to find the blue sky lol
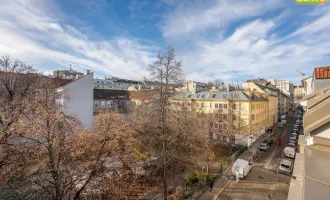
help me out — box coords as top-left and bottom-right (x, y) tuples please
(0, 0), (329, 84)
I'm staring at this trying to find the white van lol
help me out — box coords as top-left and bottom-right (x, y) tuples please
(232, 159), (252, 178)
(284, 147), (295, 158)
(281, 115), (286, 120)
(278, 158), (293, 175)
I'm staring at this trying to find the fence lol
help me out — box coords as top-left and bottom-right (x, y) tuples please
(184, 147), (247, 199)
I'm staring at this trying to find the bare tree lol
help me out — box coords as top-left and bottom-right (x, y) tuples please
(0, 55), (39, 145)
(0, 77), (137, 200)
(132, 46), (208, 199)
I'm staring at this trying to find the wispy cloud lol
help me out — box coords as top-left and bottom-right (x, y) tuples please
(160, 0), (330, 84)
(0, 0), (156, 79)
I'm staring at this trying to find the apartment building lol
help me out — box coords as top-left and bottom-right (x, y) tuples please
(279, 92), (291, 114)
(56, 72), (94, 130)
(94, 77), (141, 91)
(93, 89), (130, 114)
(268, 79), (294, 97)
(242, 79), (279, 128)
(53, 66), (85, 80)
(169, 90), (269, 147)
(288, 87), (330, 200)
(175, 80), (208, 94)
(294, 85), (305, 101)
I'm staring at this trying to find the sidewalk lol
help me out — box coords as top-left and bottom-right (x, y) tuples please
(197, 128), (277, 200)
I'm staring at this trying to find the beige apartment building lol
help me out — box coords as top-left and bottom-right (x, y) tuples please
(242, 79), (279, 128)
(169, 90), (269, 147)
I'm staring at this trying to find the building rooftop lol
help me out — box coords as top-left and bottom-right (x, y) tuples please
(170, 90), (268, 101)
(304, 144), (330, 199)
(314, 66), (330, 79)
(94, 89), (129, 99)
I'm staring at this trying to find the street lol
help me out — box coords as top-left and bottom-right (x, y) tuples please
(217, 115), (295, 200)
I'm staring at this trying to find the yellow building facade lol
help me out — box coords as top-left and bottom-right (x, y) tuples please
(170, 90), (269, 147)
(242, 81), (279, 128)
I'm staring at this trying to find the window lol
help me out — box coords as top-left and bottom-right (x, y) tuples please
(196, 103), (200, 107)
(101, 101), (105, 108)
(97, 81), (99, 83)
(196, 94), (200, 98)
(215, 103), (219, 108)
(232, 114), (236, 120)
(107, 101), (113, 108)
(223, 115), (227, 120)
(232, 104), (236, 109)
(212, 94), (216, 98)
(223, 124), (227, 130)
(219, 104), (223, 108)
(201, 95), (205, 98)
(252, 114), (255, 121)
(94, 101), (99, 108)
(201, 103), (206, 107)
(252, 104), (255, 109)
(223, 104), (227, 109)
(210, 103), (213, 108)
(188, 103), (191, 107)
(219, 124), (223, 130)
(214, 123), (219, 129)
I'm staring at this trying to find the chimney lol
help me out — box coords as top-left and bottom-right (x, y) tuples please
(70, 64), (72, 71)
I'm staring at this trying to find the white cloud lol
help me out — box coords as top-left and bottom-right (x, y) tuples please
(161, 1), (330, 84)
(0, 0), (156, 80)
(161, 0), (284, 38)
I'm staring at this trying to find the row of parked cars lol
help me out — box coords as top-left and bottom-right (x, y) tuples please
(278, 114), (303, 175)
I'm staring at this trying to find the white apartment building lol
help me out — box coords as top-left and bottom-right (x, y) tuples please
(268, 79), (294, 97)
(56, 72), (94, 130)
(94, 77), (141, 91)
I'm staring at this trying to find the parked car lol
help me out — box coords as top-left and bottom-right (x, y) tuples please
(264, 139), (274, 147)
(289, 135), (297, 140)
(287, 142), (297, 149)
(292, 128), (299, 133)
(293, 124), (299, 128)
(278, 123), (284, 128)
(288, 139), (297, 144)
(278, 158), (293, 175)
(281, 115), (287, 120)
(296, 119), (301, 123)
(281, 119), (287, 124)
(259, 142), (270, 151)
(232, 159), (252, 178)
(291, 132), (298, 137)
(284, 146), (296, 159)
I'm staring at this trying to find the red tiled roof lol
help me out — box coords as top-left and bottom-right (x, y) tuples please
(314, 66), (330, 79)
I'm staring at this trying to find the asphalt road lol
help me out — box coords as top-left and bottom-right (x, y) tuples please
(218, 115), (296, 200)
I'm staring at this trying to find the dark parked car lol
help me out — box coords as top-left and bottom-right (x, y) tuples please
(264, 139), (275, 146)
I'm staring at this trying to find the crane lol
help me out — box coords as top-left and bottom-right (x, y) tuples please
(296, 69), (305, 81)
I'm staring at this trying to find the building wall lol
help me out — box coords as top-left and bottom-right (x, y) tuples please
(170, 96), (268, 147)
(314, 79), (330, 93)
(294, 87), (305, 101)
(242, 82), (278, 128)
(304, 77), (313, 95)
(93, 99), (128, 113)
(58, 73), (94, 130)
